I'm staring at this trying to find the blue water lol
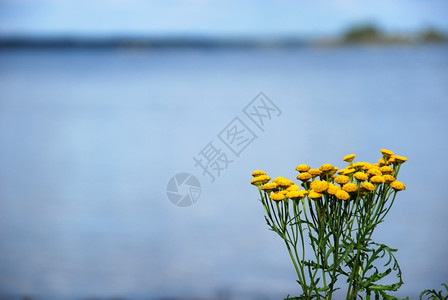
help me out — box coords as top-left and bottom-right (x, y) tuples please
(0, 45), (447, 299)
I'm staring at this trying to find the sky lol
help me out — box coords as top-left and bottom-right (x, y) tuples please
(1, 0), (448, 37)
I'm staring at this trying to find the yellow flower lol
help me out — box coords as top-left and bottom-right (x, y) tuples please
(295, 164), (310, 172)
(383, 174), (396, 182)
(378, 158), (386, 166)
(361, 182), (376, 192)
(251, 170), (266, 177)
(334, 175), (350, 185)
(327, 183), (341, 195)
(286, 184), (300, 191)
(380, 166), (394, 174)
(353, 172), (368, 181)
(335, 190), (350, 200)
(342, 183), (358, 193)
(389, 180), (406, 191)
(342, 167), (356, 175)
(297, 172), (312, 181)
(308, 190), (323, 199)
(273, 177), (294, 188)
(387, 157), (395, 165)
(352, 162), (366, 169)
(370, 175), (386, 184)
(367, 168), (382, 177)
(308, 169), (322, 176)
(380, 149), (394, 158)
(251, 175), (271, 186)
(261, 182), (278, 192)
(393, 155), (408, 163)
(298, 190), (309, 197)
(319, 163), (334, 172)
(361, 162), (373, 171)
(286, 190), (307, 200)
(310, 180), (329, 193)
(270, 191), (286, 201)
(343, 153), (356, 163)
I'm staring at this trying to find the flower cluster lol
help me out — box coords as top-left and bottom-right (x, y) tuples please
(252, 149), (406, 203)
(250, 149), (408, 300)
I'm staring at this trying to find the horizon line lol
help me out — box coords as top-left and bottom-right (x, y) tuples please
(0, 32), (446, 49)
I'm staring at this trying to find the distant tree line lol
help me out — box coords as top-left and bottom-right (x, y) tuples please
(343, 24), (447, 44)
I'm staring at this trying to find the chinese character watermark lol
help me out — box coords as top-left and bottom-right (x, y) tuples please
(166, 92), (281, 207)
(193, 141), (234, 183)
(244, 92), (281, 131)
(218, 117), (257, 157)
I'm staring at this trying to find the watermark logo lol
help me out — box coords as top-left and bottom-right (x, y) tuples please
(166, 173), (201, 207)
(166, 92), (281, 207)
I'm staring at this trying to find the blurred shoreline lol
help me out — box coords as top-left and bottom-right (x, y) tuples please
(1, 26), (446, 50)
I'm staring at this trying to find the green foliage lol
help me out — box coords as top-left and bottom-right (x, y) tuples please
(259, 182), (405, 299)
(420, 284), (448, 300)
(253, 151), (408, 299)
(419, 28), (447, 43)
(343, 24), (382, 43)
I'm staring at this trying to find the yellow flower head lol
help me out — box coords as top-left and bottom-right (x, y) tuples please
(319, 163), (334, 172)
(380, 166), (394, 174)
(308, 169), (322, 176)
(370, 175), (386, 184)
(295, 164), (310, 172)
(298, 190), (309, 197)
(261, 182), (278, 192)
(361, 181), (376, 192)
(297, 172), (312, 181)
(367, 168), (382, 177)
(383, 174), (396, 182)
(251, 175), (271, 186)
(361, 162), (373, 171)
(334, 175), (350, 185)
(393, 155), (408, 164)
(273, 177), (294, 188)
(378, 158), (387, 166)
(353, 172), (368, 181)
(286, 184), (300, 192)
(342, 183), (358, 193)
(343, 153), (356, 163)
(342, 167), (356, 175)
(270, 191), (286, 201)
(387, 157), (396, 165)
(389, 180), (406, 191)
(251, 170), (266, 177)
(327, 183), (341, 195)
(380, 149), (394, 158)
(310, 180), (329, 193)
(286, 190), (307, 200)
(308, 190), (323, 199)
(352, 162), (366, 169)
(335, 190), (350, 200)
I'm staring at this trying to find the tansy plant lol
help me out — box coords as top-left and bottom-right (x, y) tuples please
(251, 149), (408, 300)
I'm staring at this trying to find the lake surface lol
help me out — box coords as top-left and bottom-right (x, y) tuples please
(0, 45), (447, 299)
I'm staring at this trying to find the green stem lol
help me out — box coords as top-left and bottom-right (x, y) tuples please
(285, 241), (305, 285)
